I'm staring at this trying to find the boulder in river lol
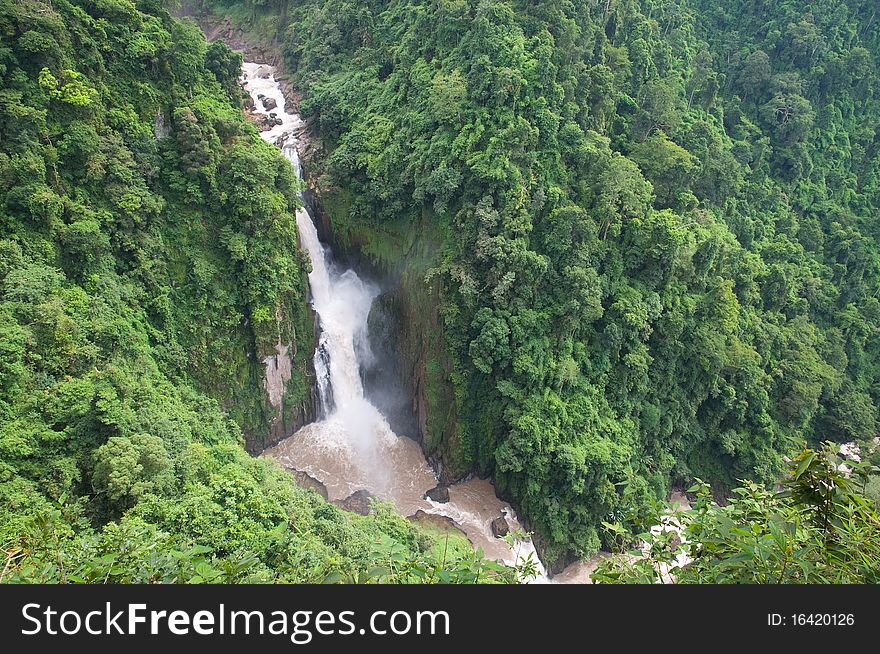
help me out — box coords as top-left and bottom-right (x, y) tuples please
(262, 96), (277, 111)
(246, 112), (278, 132)
(407, 510), (468, 540)
(424, 485), (449, 503)
(335, 489), (375, 516)
(286, 468), (328, 500)
(491, 516), (510, 538)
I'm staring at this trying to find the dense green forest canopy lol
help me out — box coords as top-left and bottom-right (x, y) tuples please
(0, 0), (510, 583)
(1, 0), (879, 584)
(196, 0), (880, 562)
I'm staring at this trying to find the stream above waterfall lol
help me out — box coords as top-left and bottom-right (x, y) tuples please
(241, 62), (553, 581)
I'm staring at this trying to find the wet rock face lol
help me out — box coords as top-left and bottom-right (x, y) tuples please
(424, 485), (449, 503)
(154, 109), (170, 140)
(362, 292), (419, 443)
(262, 96), (277, 111)
(335, 489), (375, 516)
(249, 339), (315, 454)
(263, 344), (292, 409)
(246, 111), (280, 131)
(491, 516), (510, 538)
(262, 343), (293, 444)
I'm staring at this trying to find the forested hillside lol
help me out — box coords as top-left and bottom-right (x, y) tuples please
(194, 0), (880, 563)
(0, 0), (505, 583)
(3, 0), (879, 584)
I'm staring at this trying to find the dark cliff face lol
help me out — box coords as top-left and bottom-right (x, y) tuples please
(362, 274), (466, 484)
(344, 225), (467, 483)
(301, 188), (333, 246)
(299, 154), (465, 480)
(364, 293), (420, 443)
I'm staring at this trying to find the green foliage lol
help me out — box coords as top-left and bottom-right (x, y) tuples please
(593, 447), (880, 583)
(5, 0), (878, 582)
(93, 433), (176, 510)
(38, 67), (99, 106)
(205, 40), (244, 98)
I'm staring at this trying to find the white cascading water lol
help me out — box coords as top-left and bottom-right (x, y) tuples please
(242, 62), (549, 581)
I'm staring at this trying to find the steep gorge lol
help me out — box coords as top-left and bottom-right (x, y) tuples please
(191, 6), (469, 481)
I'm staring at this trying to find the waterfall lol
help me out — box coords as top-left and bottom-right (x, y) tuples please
(242, 62), (549, 582)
